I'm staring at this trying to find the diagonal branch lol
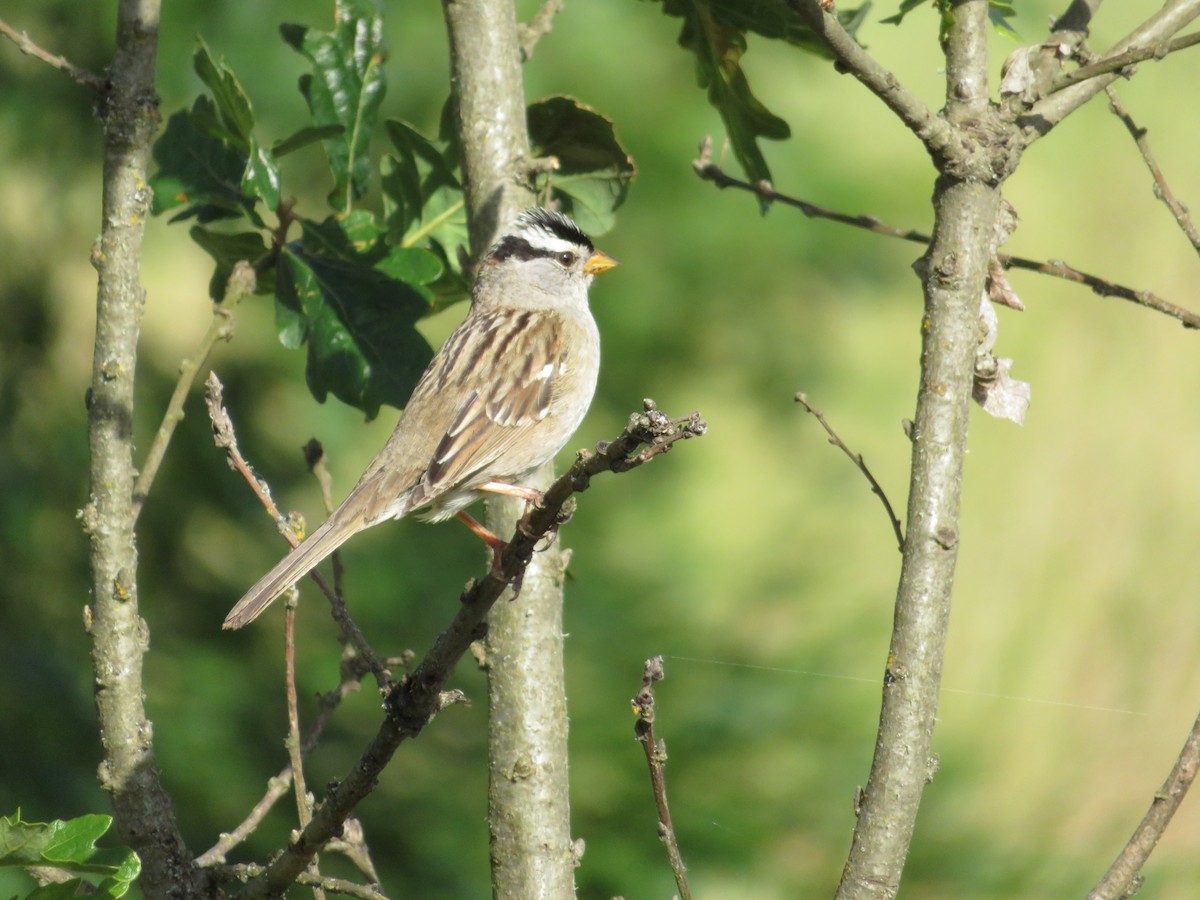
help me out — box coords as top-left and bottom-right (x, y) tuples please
(693, 146), (1200, 329)
(0, 17), (106, 90)
(1087, 708), (1200, 899)
(1103, 85), (1200, 256)
(795, 393), (904, 553)
(131, 262), (251, 522)
(1047, 30), (1200, 94)
(204, 373), (394, 686)
(1021, 0), (1200, 144)
(787, 0), (954, 161)
(632, 656), (691, 900)
(233, 402), (706, 898)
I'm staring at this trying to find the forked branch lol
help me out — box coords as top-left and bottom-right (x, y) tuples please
(232, 401), (706, 897)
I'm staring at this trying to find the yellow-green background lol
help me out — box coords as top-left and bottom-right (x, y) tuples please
(2, 1), (1199, 896)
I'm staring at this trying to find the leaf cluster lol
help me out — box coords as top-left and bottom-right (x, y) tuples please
(149, 0), (633, 420)
(0, 812), (140, 899)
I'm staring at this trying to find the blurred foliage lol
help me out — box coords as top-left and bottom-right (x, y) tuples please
(2, 0), (1200, 898)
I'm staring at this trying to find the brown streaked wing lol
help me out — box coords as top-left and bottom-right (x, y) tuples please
(421, 309), (563, 497)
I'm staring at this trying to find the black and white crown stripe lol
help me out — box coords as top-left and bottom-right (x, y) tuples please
(489, 209), (594, 264)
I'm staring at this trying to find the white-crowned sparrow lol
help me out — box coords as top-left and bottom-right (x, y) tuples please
(224, 208), (617, 629)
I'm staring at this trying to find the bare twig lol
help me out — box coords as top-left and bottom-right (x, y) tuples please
(517, 0), (563, 61)
(284, 603), (327, 900)
(196, 650), (404, 867)
(0, 17), (106, 90)
(795, 393), (905, 553)
(693, 141), (1200, 329)
(131, 261), (251, 522)
(1104, 86), (1200, 255)
(216, 865), (389, 900)
(1021, 2), (1200, 144)
(1048, 30), (1200, 94)
(203, 373), (394, 687)
(236, 402), (706, 897)
(1087, 709), (1200, 899)
(632, 656), (691, 900)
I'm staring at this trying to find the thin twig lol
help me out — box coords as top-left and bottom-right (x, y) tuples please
(795, 393), (905, 553)
(632, 656), (691, 900)
(1104, 86), (1200, 255)
(203, 372), (394, 687)
(1048, 30), (1200, 94)
(0, 17), (106, 90)
(516, 0), (563, 61)
(284, 603), (327, 900)
(237, 401), (707, 897)
(1021, 2), (1200, 144)
(215, 865), (390, 900)
(196, 651), (405, 867)
(132, 261), (251, 522)
(693, 140), (1200, 329)
(1087, 708), (1200, 899)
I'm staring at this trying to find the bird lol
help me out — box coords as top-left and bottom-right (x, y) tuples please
(223, 208), (617, 629)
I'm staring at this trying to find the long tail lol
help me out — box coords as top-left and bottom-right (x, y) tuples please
(223, 515), (359, 629)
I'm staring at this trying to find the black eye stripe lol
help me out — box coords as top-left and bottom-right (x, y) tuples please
(492, 236), (582, 265)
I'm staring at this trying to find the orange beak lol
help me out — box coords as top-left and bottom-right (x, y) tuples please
(584, 249), (620, 276)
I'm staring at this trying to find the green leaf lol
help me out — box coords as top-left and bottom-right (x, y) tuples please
(698, 0), (867, 53)
(881, 0), (929, 26)
(272, 124), (346, 157)
(192, 38), (255, 151)
(282, 0), (387, 212)
(381, 119), (469, 305)
(648, 1), (868, 207)
(274, 215), (437, 418)
(988, 1), (1019, 39)
(656, 1), (790, 195)
(0, 812), (140, 898)
(188, 226), (270, 300)
(150, 98), (255, 222)
(243, 139), (282, 209)
(527, 96), (635, 236)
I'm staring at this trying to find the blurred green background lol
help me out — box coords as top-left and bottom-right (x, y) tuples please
(2, 1), (1199, 897)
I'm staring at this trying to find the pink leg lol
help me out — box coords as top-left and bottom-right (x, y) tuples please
(455, 510), (507, 576)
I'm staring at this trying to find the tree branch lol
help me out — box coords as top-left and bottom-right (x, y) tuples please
(794, 393), (904, 553)
(0, 17), (106, 90)
(836, 2), (999, 896)
(1047, 30), (1200, 94)
(632, 656), (691, 900)
(1021, 0), (1200, 144)
(1087, 708), (1200, 899)
(234, 403), (706, 898)
(1103, 85), (1200, 256)
(692, 145), (1200, 329)
(440, 1), (585, 896)
(82, 0), (202, 895)
(787, 0), (954, 161)
(203, 373), (395, 687)
(517, 0), (563, 61)
(131, 261), (250, 522)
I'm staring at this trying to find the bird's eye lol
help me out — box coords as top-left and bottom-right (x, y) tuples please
(556, 251), (576, 267)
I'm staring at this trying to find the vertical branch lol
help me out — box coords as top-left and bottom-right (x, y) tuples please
(82, 0), (200, 895)
(441, 2), (577, 898)
(835, 2), (1000, 898)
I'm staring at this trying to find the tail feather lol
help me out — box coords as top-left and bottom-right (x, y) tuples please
(223, 516), (359, 629)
